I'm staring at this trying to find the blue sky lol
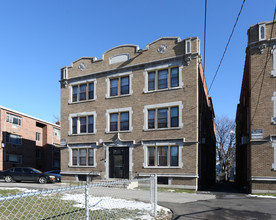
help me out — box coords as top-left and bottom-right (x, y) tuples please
(0, 0), (275, 123)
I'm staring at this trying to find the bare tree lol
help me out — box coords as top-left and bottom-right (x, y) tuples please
(216, 116), (236, 181)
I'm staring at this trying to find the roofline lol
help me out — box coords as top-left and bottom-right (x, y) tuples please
(0, 105), (60, 128)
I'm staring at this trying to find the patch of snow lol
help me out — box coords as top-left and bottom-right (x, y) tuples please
(248, 194), (276, 199)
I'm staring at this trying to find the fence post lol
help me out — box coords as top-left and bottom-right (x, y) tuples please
(85, 183), (89, 220)
(153, 174), (157, 217)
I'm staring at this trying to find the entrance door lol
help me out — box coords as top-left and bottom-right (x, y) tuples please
(109, 147), (129, 179)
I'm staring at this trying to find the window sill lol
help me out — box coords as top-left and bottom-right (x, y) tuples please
(106, 130), (132, 134)
(144, 166), (181, 169)
(143, 127), (182, 132)
(143, 86), (182, 94)
(105, 93), (132, 99)
(69, 165), (96, 168)
(68, 99), (96, 105)
(69, 133), (95, 136)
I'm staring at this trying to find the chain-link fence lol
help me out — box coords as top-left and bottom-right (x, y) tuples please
(0, 176), (163, 220)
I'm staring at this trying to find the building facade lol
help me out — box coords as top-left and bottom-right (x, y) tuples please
(236, 21), (276, 193)
(60, 37), (216, 190)
(0, 106), (60, 172)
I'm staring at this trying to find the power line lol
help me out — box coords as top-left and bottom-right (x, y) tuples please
(251, 7), (276, 122)
(208, 0), (246, 93)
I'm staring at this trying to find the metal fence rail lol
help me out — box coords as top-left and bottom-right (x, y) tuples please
(0, 176), (158, 220)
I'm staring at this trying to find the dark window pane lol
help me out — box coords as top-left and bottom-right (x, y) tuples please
(72, 117), (77, 134)
(110, 78), (118, 96)
(158, 146), (168, 166)
(88, 83), (94, 100)
(72, 149), (78, 165)
(120, 112), (129, 131)
(88, 116), (94, 133)
(120, 76), (129, 95)
(79, 149), (87, 165)
(170, 146), (179, 166)
(148, 109), (155, 129)
(88, 149), (94, 166)
(80, 117), (87, 133)
(110, 113), (118, 131)
(148, 72), (155, 91)
(171, 107), (179, 127)
(171, 67), (179, 87)
(79, 84), (87, 101)
(72, 86), (78, 102)
(158, 69), (168, 89)
(148, 147), (155, 166)
(158, 108), (168, 128)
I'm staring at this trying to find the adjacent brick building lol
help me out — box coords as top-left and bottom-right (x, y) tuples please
(0, 106), (61, 172)
(236, 21), (276, 193)
(60, 37), (216, 190)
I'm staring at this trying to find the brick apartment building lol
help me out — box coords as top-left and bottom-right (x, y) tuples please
(0, 106), (61, 172)
(236, 21), (276, 193)
(60, 37), (216, 190)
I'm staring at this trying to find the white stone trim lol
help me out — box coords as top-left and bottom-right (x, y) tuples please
(105, 107), (133, 133)
(142, 139), (184, 168)
(105, 71), (133, 98)
(143, 101), (183, 131)
(109, 53), (130, 65)
(259, 24), (266, 41)
(271, 46), (276, 77)
(68, 111), (97, 135)
(272, 92), (276, 124)
(67, 143), (97, 167)
(185, 39), (191, 54)
(273, 142), (276, 170)
(68, 79), (97, 104)
(143, 61), (183, 93)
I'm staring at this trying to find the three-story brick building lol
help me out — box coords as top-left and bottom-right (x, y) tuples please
(60, 37), (216, 190)
(236, 21), (276, 193)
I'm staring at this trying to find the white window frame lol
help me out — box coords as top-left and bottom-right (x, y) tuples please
(142, 140), (183, 169)
(68, 79), (97, 104)
(143, 101), (183, 131)
(7, 134), (22, 145)
(185, 39), (191, 54)
(271, 46), (276, 77)
(68, 111), (97, 135)
(6, 113), (22, 126)
(273, 142), (276, 170)
(36, 132), (41, 141)
(105, 107), (133, 133)
(259, 24), (266, 41)
(68, 144), (97, 168)
(143, 62), (183, 93)
(106, 71), (133, 98)
(272, 92), (276, 124)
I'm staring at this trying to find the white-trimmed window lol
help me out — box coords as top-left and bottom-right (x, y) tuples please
(185, 39), (191, 54)
(143, 63), (183, 93)
(106, 107), (133, 133)
(271, 46), (276, 77)
(36, 132), (41, 141)
(6, 113), (22, 126)
(68, 144), (96, 167)
(259, 24), (266, 41)
(69, 111), (96, 135)
(143, 140), (183, 168)
(6, 133), (22, 145)
(143, 101), (183, 131)
(106, 72), (133, 98)
(272, 92), (276, 124)
(69, 80), (96, 103)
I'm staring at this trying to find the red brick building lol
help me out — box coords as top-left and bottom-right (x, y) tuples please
(0, 106), (60, 172)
